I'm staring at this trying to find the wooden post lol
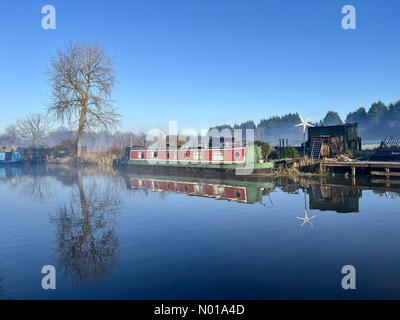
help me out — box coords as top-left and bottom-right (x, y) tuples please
(351, 166), (356, 177)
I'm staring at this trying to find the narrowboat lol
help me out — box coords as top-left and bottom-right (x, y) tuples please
(0, 148), (23, 165)
(115, 144), (274, 177)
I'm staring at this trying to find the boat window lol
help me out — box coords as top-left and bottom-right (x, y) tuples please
(212, 151), (224, 161)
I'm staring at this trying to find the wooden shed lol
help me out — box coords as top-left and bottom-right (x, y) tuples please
(307, 123), (361, 159)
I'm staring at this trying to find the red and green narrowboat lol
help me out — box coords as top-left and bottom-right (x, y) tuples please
(115, 145), (273, 177)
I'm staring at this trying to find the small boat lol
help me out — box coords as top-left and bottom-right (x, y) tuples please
(0, 147), (23, 165)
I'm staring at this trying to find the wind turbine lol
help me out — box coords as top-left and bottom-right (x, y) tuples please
(295, 115), (314, 157)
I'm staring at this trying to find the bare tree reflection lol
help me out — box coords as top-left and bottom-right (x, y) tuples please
(17, 174), (57, 201)
(51, 170), (122, 284)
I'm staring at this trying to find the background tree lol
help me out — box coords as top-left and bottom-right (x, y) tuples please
(15, 113), (52, 147)
(255, 140), (273, 159)
(386, 101), (400, 130)
(0, 125), (20, 146)
(233, 120), (256, 130)
(367, 101), (387, 126)
(47, 43), (120, 160)
(210, 99), (400, 142)
(345, 107), (368, 125)
(321, 111), (343, 126)
(280, 146), (299, 159)
(54, 138), (76, 156)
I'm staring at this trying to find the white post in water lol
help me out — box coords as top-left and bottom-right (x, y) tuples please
(295, 115), (314, 157)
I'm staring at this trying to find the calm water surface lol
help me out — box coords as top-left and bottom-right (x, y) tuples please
(0, 165), (400, 299)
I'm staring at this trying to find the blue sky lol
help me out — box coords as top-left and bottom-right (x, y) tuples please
(0, 0), (400, 132)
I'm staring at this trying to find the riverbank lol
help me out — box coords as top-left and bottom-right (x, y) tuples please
(44, 151), (400, 181)
(47, 149), (122, 167)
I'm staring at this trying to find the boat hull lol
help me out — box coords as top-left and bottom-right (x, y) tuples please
(114, 159), (273, 179)
(0, 160), (23, 165)
(0, 150), (23, 165)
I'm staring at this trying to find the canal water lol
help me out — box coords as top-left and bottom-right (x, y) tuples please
(0, 165), (400, 299)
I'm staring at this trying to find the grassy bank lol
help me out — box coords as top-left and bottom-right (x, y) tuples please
(48, 148), (123, 167)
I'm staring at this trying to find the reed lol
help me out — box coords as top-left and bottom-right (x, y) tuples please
(47, 147), (124, 167)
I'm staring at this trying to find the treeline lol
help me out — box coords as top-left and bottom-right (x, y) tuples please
(0, 122), (146, 151)
(2, 100), (399, 149)
(211, 100), (400, 144)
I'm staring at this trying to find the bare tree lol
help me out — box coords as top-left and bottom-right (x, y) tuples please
(0, 125), (20, 146)
(47, 42), (120, 160)
(15, 113), (52, 147)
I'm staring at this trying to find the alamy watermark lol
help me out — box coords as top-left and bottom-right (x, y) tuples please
(341, 265), (356, 290)
(341, 5), (356, 30)
(41, 265), (56, 290)
(40, 4), (356, 31)
(138, 121), (258, 175)
(41, 5), (56, 30)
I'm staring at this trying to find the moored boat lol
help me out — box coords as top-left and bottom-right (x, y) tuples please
(0, 147), (23, 165)
(115, 144), (273, 177)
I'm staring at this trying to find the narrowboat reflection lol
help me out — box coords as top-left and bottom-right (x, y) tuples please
(123, 173), (275, 205)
